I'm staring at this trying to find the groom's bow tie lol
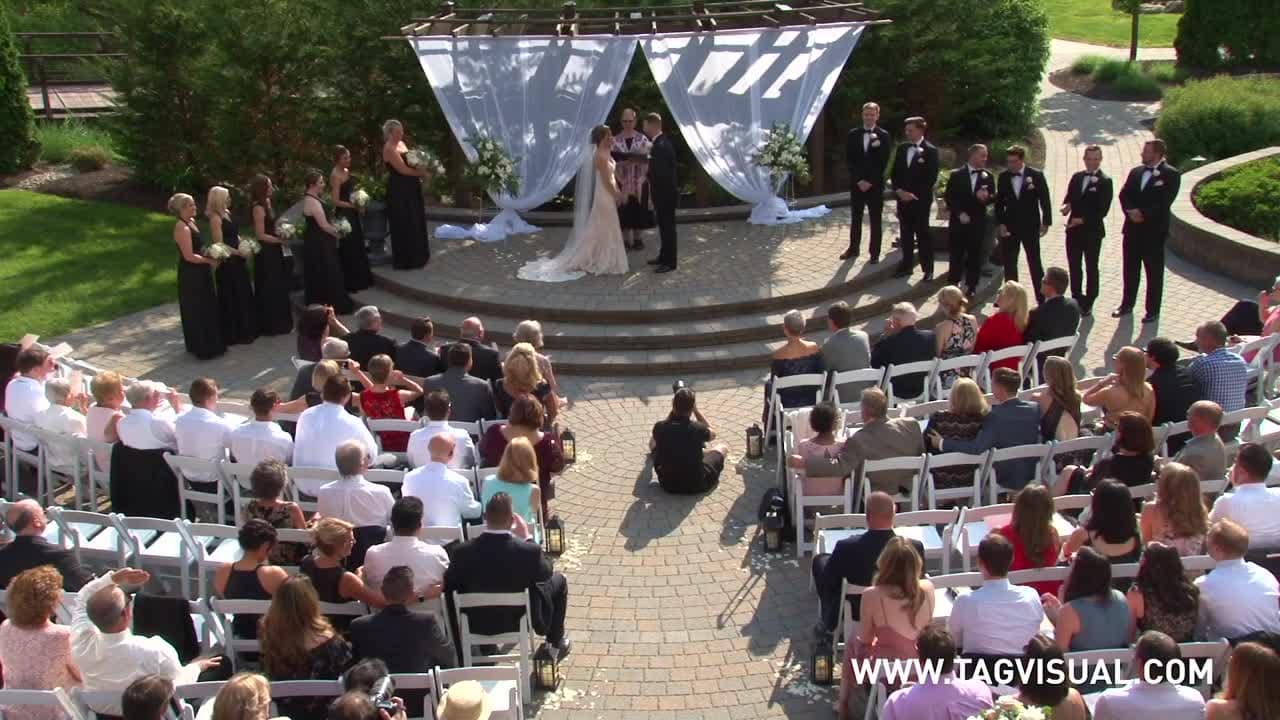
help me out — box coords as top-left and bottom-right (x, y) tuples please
(864, 129), (877, 134)
(1011, 171), (1023, 177)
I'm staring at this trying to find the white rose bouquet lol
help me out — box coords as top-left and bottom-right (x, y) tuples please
(350, 189), (370, 210)
(464, 136), (520, 197)
(276, 221), (298, 241)
(753, 123), (811, 185)
(967, 697), (1048, 720)
(205, 243), (232, 261)
(333, 218), (352, 238)
(405, 148), (446, 177)
(241, 238), (262, 255)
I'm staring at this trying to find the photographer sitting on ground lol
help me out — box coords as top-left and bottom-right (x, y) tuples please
(650, 386), (729, 495)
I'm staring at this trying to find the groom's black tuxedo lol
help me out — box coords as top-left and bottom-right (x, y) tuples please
(1117, 160), (1181, 316)
(647, 133), (679, 268)
(845, 125), (892, 259)
(1062, 169), (1113, 313)
(943, 164), (996, 293)
(890, 139), (940, 276)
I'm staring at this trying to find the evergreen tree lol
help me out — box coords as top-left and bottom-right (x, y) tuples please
(0, 3), (40, 172)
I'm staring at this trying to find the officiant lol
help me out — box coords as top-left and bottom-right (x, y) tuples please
(611, 108), (654, 251)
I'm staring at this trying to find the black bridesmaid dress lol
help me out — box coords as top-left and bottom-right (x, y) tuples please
(302, 202), (354, 315)
(386, 153), (430, 269)
(177, 223), (225, 360)
(214, 216), (258, 345)
(337, 176), (373, 291)
(252, 203), (294, 336)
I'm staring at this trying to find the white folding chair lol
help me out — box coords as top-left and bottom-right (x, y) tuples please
(164, 454), (229, 524)
(291, 356), (308, 369)
(47, 507), (128, 570)
(1053, 494), (1092, 513)
(894, 508), (959, 572)
(367, 468), (406, 493)
(855, 455), (926, 512)
(450, 420), (483, 441)
(1233, 335), (1280, 404)
(863, 681), (889, 720)
(288, 466), (341, 512)
(790, 462), (851, 556)
(1047, 435), (1113, 479)
(0, 689), (85, 720)
(116, 514), (193, 597)
(26, 425), (85, 509)
(764, 373), (827, 441)
(388, 672), (442, 720)
(1226, 404), (1270, 446)
(985, 443), (1051, 504)
(177, 521), (241, 599)
(367, 418), (420, 462)
(452, 591), (536, 703)
(71, 688), (130, 720)
(434, 665), (523, 719)
(1128, 482), (1157, 502)
(219, 461), (258, 525)
(931, 354), (985, 401)
(924, 450), (992, 510)
(266, 681), (344, 716)
(1007, 565), (1070, 587)
(474, 466), (501, 501)
(835, 579), (868, 659)
(976, 344), (1033, 391)
(420, 525), (465, 545)
(1027, 336), (1080, 387)
(825, 367), (887, 405)
(82, 437), (114, 508)
(173, 682), (226, 720)
(896, 399), (949, 421)
(778, 406), (846, 486)
(882, 359), (938, 407)
(480, 419), (508, 437)
(209, 598), (274, 671)
(953, 504), (1014, 571)
(0, 416), (41, 502)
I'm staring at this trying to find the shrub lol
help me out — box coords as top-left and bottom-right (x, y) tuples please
(1156, 76), (1280, 166)
(1091, 58), (1133, 84)
(36, 119), (117, 164)
(1176, 0), (1280, 71)
(1146, 62), (1181, 84)
(1071, 55), (1105, 75)
(68, 146), (111, 172)
(0, 4), (40, 172)
(1107, 69), (1162, 100)
(1196, 158), (1280, 241)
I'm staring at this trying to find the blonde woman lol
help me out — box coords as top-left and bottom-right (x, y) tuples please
(169, 192), (225, 359)
(975, 280), (1029, 371)
(514, 319), (562, 397)
(496, 342), (559, 425)
(934, 285), (978, 389)
(299, 518), (385, 629)
(1205, 641), (1280, 720)
(86, 370), (125, 448)
(206, 673), (273, 720)
(1083, 346), (1155, 427)
(1140, 462), (1209, 555)
(381, 119), (430, 270)
(481, 436), (542, 536)
(206, 185), (258, 345)
(926, 378), (989, 490)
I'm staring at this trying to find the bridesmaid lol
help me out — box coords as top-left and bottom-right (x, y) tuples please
(169, 193), (225, 360)
(301, 171), (355, 315)
(330, 145), (373, 292)
(612, 107), (655, 250)
(381, 119), (431, 270)
(249, 174), (294, 335)
(206, 185), (258, 345)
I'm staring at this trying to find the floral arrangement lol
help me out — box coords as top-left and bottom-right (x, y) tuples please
(205, 243), (232, 261)
(276, 220), (298, 242)
(464, 136), (520, 197)
(753, 123), (811, 185)
(350, 189), (370, 210)
(405, 148), (446, 178)
(967, 698), (1049, 720)
(333, 217), (352, 238)
(241, 238), (262, 255)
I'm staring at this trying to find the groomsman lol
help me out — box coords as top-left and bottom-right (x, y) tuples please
(890, 116), (940, 280)
(842, 102), (892, 263)
(995, 145), (1052, 303)
(1115, 139), (1182, 323)
(943, 144), (996, 298)
(1060, 145), (1113, 317)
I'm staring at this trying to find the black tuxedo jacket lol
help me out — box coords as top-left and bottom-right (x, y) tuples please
(1061, 170), (1114, 236)
(349, 604), (455, 672)
(1024, 296), (1082, 345)
(890, 140), (940, 199)
(646, 134), (678, 203)
(871, 325), (937, 399)
(444, 531), (552, 636)
(820, 529), (925, 619)
(944, 165), (997, 227)
(440, 339), (502, 383)
(395, 340), (444, 380)
(0, 536), (93, 591)
(995, 167), (1052, 231)
(846, 126), (892, 189)
(344, 330), (399, 370)
(1118, 161), (1181, 240)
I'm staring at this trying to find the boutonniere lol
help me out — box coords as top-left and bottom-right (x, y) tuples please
(1151, 169), (1161, 178)
(915, 154), (925, 164)
(1088, 175), (1098, 185)
(1087, 186), (1097, 193)
(1154, 180), (1165, 187)
(871, 139), (880, 148)
(1024, 177), (1035, 190)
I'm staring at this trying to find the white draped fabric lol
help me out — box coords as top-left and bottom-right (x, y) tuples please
(640, 24), (865, 225)
(410, 36), (636, 242)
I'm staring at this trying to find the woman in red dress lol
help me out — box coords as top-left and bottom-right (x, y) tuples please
(975, 280), (1030, 371)
(357, 354), (423, 453)
(996, 484), (1063, 597)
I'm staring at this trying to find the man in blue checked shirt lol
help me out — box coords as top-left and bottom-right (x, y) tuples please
(1186, 321), (1248, 440)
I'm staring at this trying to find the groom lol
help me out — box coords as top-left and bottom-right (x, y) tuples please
(644, 112), (678, 274)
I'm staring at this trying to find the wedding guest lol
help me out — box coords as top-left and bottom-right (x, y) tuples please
(409, 390), (477, 469)
(612, 108), (654, 250)
(1043, 547), (1134, 651)
(450, 317), (503, 382)
(1210, 443), (1280, 548)
(206, 185), (258, 345)
(121, 675), (174, 720)
(495, 343), (559, 425)
(301, 518), (386, 614)
(402, 434), (482, 528)
(330, 145), (372, 292)
(288, 337), (354, 402)
(204, 672), (274, 720)
(933, 286), (978, 390)
(297, 304), (350, 363)
(1205, 640), (1280, 720)
(1093, 631), (1205, 720)
(514, 320), (562, 398)
(821, 301), (872, 402)
(1013, 635), (1088, 720)
(842, 101), (891, 263)
(381, 119), (431, 270)
(925, 378), (988, 491)
(1146, 338), (1202, 442)
(1187, 320), (1249, 428)
(212, 520), (289, 643)
(249, 174), (293, 336)
(927, 368), (1040, 494)
(1061, 145), (1113, 317)
(423, 344), (498, 422)
(228, 390), (294, 467)
(358, 354), (423, 454)
(349, 566), (454, 672)
(315, 442), (395, 566)
(995, 145), (1052, 302)
(481, 437), (543, 535)
(974, 281), (1029, 372)
(1195, 519), (1280, 641)
(1035, 357), (1082, 463)
(792, 403), (846, 500)
(890, 116), (939, 280)
(1024, 267), (1081, 351)
(1141, 463), (1209, 556)
(877, 628), (993, 720)
(1062, 481), (1143, 576)
(242, 460), (308, 566)
(480, 395), (563, 518)
(260, 576), (353, 720)
(174, 377), (238, 471)
(301, 170), (354, 315)
(0, 566), (82, 720)
(795, 388), (923, 495)
(5, 346), (52, 458)
(86, 370), (126, 447)
(1126, 543), (1199, 642)
(34, 378), (87, 470)
(169, 193), (224, 359)
(1115, 139), (1181, 323)
(948, 534), (1045, 656)
(396, 317), (443, 379)
(344, 306), (397, 369)
(1083, 346), (1155, 427)
(996, 485), (1062, 596)
(871, 302), (934, 400)
(0, 499), (92, 590)
(943, 144), (995, 296)
(763, 310), (824, 422)
(360, 497), (449, 595)
(117, 381), (181, 451)
(1054, 412), (1156, 495)
(1171, 400), (1227, 483)
(281, 359), (343, 414)
(293, 377), (377, 471)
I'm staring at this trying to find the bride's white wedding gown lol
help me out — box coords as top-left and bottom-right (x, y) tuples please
(518, 158), (628, 282)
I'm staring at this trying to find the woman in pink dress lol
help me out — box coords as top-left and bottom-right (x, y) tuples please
(612, 108), (654, 250)
(793, 402), (845, 499)
(0, 567), (81, 720)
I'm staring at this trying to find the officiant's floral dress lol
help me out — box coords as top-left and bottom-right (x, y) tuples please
(612, 130), (655, 230)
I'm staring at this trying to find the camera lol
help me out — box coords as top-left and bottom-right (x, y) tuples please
(369, 676), (396, 714)
(672, 379), (688, 394)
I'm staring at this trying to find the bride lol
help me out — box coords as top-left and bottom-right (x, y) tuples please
(518, 125), (628, 282)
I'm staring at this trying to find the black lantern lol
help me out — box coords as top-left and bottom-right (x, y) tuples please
(746, 423), (764, 459)
(544, 515), (565, 555)
(534, 643), (560, 690)
(763, 505), (784, 553)
(560, 428), (576, 464)
(811, 634), (834, 685)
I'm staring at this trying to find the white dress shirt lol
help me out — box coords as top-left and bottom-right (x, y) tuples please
(4, 375), (49, 451)
(294, 402), (378, 470)
(316, 476), (395, 528)
(1195, 557), (1280, 640)
(948, 578), (1045, 655)
(34, 404), (87, 468)
(402, 462), (482, 528)
(1209, 483), (1280, 549)
(174, 406), (239, 480)
(361, 534), (450, 594)
(228, 420), (295, 466)
(117, 408), (178, 451)
(407, 421), (476, 469)
(71, 573), (199, 714)
(1092, 680), (1205, 720)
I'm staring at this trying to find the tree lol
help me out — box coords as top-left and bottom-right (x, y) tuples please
(1115, 0), (1143, 62)
(0, 2), (40, 173)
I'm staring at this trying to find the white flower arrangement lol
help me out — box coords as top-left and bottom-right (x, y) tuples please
(967, 697), (1048, 720)
(465, 136), (520, 197)
(350, 189), (370, 210)
(241, 238), (262, 255)
(753, 123), (811, 185)
(276, 221), (298, 241)
(333, 218), (353, 238)
(404, 148), (446, 177)
(205, 243), (232, 261)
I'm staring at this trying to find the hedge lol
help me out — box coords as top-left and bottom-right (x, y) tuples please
(1196, 158), (1280, 242)
(1155, 76), (1280, 166)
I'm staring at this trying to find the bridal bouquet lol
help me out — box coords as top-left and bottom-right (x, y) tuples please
(967, 698), (1049, 720)
(241, 238), (262, 255)
(350, 189), (370, 210)
(333, 217), (352, 238)
(405, 148), (446, 177)
(276, 220), (298, 242)
(205, 243), (232, 261)
(753, 123), (811, 185)
(464, 136), (520, 197)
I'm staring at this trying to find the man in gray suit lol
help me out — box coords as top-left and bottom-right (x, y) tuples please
(1172, 400), (1227, 482)
(789, 387), (923, 494)
(821, 301), (872, 403)
(927, 367), (1040, 494)
(423, 343), (497, 422)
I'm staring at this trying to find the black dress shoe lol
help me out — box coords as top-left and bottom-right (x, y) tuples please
(868, 256), (880, 265)
(655, 264), (675, 274)
(1142, 313), (1159, 324)
(647, 258), (662, 265)
(892, 266), (911, 278)
(1111, 307), (1132, 318)
(839, 249), (858, 261)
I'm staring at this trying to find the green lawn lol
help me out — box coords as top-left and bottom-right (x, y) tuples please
(1047, 0), (1180, 48)
(0, 190), (176, 342)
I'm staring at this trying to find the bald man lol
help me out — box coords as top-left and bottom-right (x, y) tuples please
(442, 316), (502, 383)
(401, 434), (482, 528)
(0, 498), (92, 590)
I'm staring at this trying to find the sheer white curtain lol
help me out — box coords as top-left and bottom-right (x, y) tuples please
(411, 36), (637, 242)
(641, 24), (865, 225)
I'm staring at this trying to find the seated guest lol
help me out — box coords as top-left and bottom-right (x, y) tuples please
(1210, 443), (1280, 549)
(402, 434), (482, 528)
(4, 346), (54, 459)
(281, 359), (344, 415)
(260, 576), (353, 720)
(1035, 356), (1082, 451)
(1145, 338), (1202, 451)
(0, 566), (82, 717)
(396, 317), (444, 380)
(876, 628), (993, 720)
(344, 306), (398, 369)
(764, 309), (825, 423)
(1187, 321), (1250, 429)
(928, 368), (1040, 494)
(243, 459), (308, 565)
(408, 389), (478, 469)
(1092, 630), (1206, 720)
(423, 344), (497, 422)
(289, 337), (353, 402)
(1042, 547), (1133, 651)
(357, 354), (423, 453)
(86, 370), (126, 448)
(174, 377), (239, 474)
(792, 402), (846, 500)
(294, 377), (378, 470)
(1084, 346), (1155, 427)
(996, 485), (1062, 597)
(1141, 463), (1209, 556)
(301, 518), (386, 621)
(1054, 412), (1156, 495)
(34, 377), (88, 470)
(1126, 542), (1199, 642)
(297, 304), (350, 363)
(1024, 267), (1082, 347)
(494, 343), (559, 425)
(117, 381), (182, 451)
(974, 281), (1029, 372)
(933, 286), (978, 391)
(925, 378), (988, 491)
(436, 681), (488, 720)
(811, 492), (924, 635)
(316, 442), (394, 567)
(1195, 519), (1280, 641)
(481, 437), (543, 537)
(213, 520), (289, 642)
(444, 493), (571, 657)
(821, 301), (872, 402)
(797, 388), (923, 495)
(871, 302), (935, 400)
(121, 675), (174, 720)
(479, 396), (563, 518)
(514, 320), (563, 398)
(948, 534), (1045, 657)
(349, 566), (455, 671)
(228, 389), (294, 466)
(652, 387), (729, 495)
(361, 497), (449, 596)
(1063, 481), (1143, 576)
(1173, 400), (1228, 483)
(0, 499), (92, 590)
(443, 317), (502, 383)
(201, 672), (274, 720)
(1206, 640), (1280, 720)
(1013, 635), (1088, 720)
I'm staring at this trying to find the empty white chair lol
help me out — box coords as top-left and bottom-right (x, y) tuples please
(116, 514), (193, 597)
(451, 591), (536, 703)
(164, 454), (229, 524)
(882, 359), (938, 407)
(434, 665), (523, 718)
(924, 450), (991, 510)
(177, 521), (242, 600)
(387, 672), (441, 720)
(856, 455), (926, 512)
(952, 504), (1015, 571)
(0, 416), (41, 502)
(985, 443), (1051, 504)
(764, 373), (827, 441)
(826, 367), (887, 405)
(47, 508), (128, 570)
